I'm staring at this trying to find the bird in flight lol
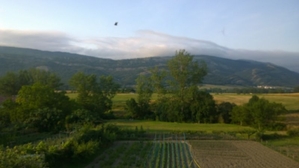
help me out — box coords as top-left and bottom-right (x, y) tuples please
(114, 22), (118, 26)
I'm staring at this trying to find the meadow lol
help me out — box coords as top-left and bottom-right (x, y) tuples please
(107, 120), (254, 133)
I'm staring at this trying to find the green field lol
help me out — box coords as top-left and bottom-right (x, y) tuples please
(108, 120), (254, 133)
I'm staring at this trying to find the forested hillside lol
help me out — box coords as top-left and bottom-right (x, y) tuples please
(1, 46), (299, 87)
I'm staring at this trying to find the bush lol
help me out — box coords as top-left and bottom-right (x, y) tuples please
(0, 146), (47, 168)
(267, 122), (287, 131)
(287, 128), (299, 137)
(72, 140), (99, 159)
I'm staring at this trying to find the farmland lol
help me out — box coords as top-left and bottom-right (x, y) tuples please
(61, 92), (299, 167)
(189, 140), (299, 168)
(85, 133), (299, 168)
(86, 133), (197, 168)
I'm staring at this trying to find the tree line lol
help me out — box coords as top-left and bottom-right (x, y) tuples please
(125, 50), (287, 131)
(0, 69), (119, 133)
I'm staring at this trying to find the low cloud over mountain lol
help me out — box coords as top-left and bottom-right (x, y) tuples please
(1, 29), (298, 72)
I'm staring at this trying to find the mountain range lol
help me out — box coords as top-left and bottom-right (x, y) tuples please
(0, 46), (298, 87)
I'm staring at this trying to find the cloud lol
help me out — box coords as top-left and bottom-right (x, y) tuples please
(0, 29), (298, 72)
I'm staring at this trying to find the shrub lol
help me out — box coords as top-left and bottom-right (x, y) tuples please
(267, 122), (287, 131)
(287, 128), (299, 137)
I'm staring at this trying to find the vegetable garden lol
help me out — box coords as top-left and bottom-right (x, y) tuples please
(86, 133), (198, 168)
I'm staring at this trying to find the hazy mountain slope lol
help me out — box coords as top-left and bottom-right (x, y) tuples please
(0, 46), (298, 87)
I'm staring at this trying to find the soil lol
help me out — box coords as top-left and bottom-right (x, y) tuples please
(189, 140), (299, 168)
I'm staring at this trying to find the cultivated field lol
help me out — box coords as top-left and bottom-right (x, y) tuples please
(189, 140), (299, 168)
(85, 133), (197, 168)
(85, 138), (299, 168)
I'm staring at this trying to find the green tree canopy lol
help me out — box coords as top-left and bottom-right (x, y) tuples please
(0, 69), (62, 96)
(147, 50), (212, 122)
(69, 72), (119, 119)
(14, 82), (72, 131)
(231, 95), (287, 131)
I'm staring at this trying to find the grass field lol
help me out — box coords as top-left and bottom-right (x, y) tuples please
(107, 120), (254, 133)
(213, 93), (299, 111)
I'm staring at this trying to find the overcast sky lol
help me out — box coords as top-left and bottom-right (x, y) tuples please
(0, 0), (299, 72)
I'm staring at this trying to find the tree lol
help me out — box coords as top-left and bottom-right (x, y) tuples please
(294, 85), (299, 93)
(15, 83), (72, 131)
(167, 50), (207, 120)
(0, 72), (19, 96)
(69, 72), (119, 120)
(125, 98), (140, 119)
(190, 91), (217, 123)
(150, 67), (167, 97)
(26, 68), (62, 89)
(231, 105), (250, 126)
(0, 69), (62, 97)
(125, 74), (153, 119)
(231, 95), (287, 131)
(217, 102), (236, 123)
(248, 96), (286, 131)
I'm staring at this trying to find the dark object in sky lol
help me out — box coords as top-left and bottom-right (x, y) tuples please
(114, 22), (118, 26)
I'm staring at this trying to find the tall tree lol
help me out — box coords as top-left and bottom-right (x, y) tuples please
(136, 74), (154, 119)
(69, 72), (119, 119)
(167, 50), (208, 121)
(150, 67), (167, 97)
(167, 50), (207, 94)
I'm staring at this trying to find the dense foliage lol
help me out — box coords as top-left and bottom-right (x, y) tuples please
(126, 50), (221, 123)
(0, 124), (133, 168)
(0, 69), (119, 133)
(231, 95), (287, 131)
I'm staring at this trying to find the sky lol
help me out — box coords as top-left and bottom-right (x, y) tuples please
(0, 0), (299, 72)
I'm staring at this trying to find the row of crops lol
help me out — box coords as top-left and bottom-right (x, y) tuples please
(145, 141), (196, 168)
(87, 133), (199, 168)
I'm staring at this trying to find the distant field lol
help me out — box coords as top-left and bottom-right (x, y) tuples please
(67, 92), (299, 111)
(213, 93), (299, 111)
(107, 120), (253, 133)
